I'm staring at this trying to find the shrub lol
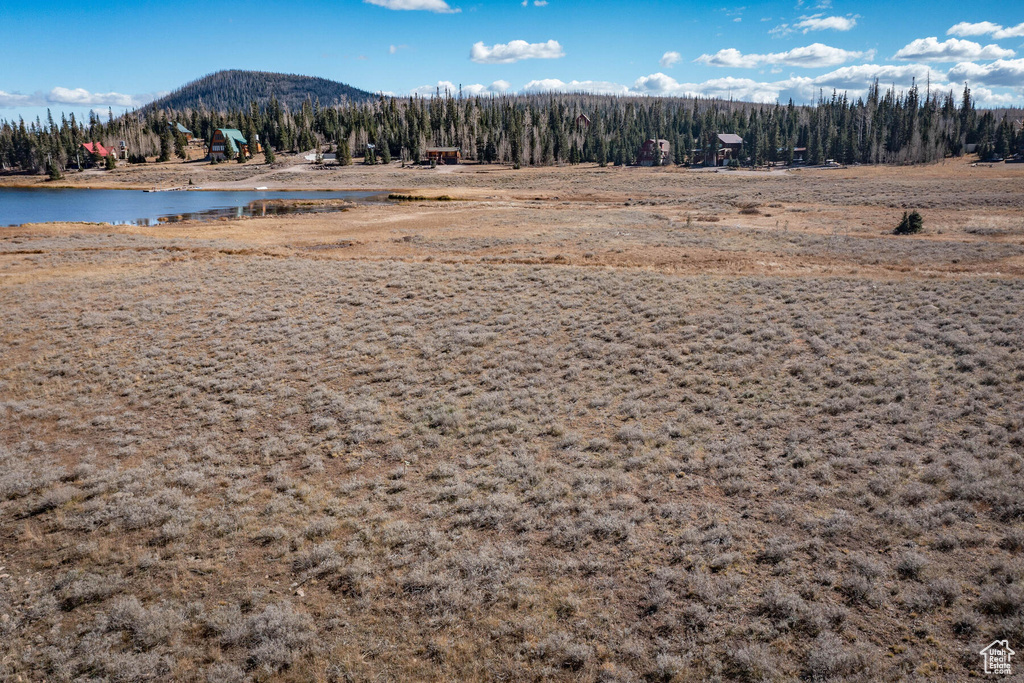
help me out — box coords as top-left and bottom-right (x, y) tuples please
(106, 596), (182, 650)
(805, 632), (870, 680)
(894, 210), (923, 235)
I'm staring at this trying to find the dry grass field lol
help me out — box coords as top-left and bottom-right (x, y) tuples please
(2, 161), (1023, 681)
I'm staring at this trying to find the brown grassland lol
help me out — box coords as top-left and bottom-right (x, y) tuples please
(2, 159), (1023, 681)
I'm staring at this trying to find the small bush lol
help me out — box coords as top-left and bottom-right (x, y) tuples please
(894, 210), (924, 235)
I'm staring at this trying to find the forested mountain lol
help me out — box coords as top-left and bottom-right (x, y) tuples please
(2, 81), (1022, 175)
(141, 70), (374, 112)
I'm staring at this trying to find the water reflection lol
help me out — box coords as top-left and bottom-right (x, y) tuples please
(0, 188), (383, 227)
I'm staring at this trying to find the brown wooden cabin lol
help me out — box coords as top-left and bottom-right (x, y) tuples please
(638, 139), (671, 166)
(208, 129), (250, 161)
(171, 122), (193, 141)
(425, 147), (461, 165)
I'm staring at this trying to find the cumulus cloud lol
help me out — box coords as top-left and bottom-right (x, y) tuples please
(772, 14), (857, 36)
(660, 51), (682, 68)
(0, 86), (160, 111)
(364, 0), (458, 13)
(470, 39), (564, 64)
(593, 63), (957, 103)
(809, 63), (948, 91)
(409, 80), (510, 97)
(632, 73), (784, 102)
(795, 14), (858, 32)
(522, 79), (630, 95)
(947, 21), (1024, 40)
(407, 63), (1020, 105)
(969, 87), (1022, 106)
(696, 43), (872, 69)
(48, 87), (136, 107)
(0, 90), (39, 108)
(893, 37), (1014, 62)
(947, 58), (1024, 87)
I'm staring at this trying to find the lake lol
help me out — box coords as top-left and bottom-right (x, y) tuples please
(0, 188), (383, 227)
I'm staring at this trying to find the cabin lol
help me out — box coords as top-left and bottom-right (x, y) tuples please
(79, 142), (115, 168)
(692, 134), (745, 166)
(575, 113), (591, 129)
(81, 142), (115, 164)
(425, 147), (461, 165)
(774, 146), (807, 165)
(82, 142), (113, 158)
(716, 134), (743, 165)
(208, 129), (250, 160)
(170, 122), (193, 141)
(638, 139), (671, 166)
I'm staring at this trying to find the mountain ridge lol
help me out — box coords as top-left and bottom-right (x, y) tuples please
(141, 69), (375, 112)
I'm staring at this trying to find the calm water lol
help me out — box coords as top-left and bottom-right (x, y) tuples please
(0, 188), (383, 227)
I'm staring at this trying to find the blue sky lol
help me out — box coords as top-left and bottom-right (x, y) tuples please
(2, 0), (1022, 123)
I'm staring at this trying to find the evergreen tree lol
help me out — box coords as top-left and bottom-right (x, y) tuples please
(894, 210), (923, 235)
(174, 132), (187, 160)
(264, 144), (275, 164)
(337, 137), (352, 165)
(157, 130), (171, 162)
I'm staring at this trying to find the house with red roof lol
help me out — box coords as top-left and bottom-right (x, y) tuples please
(81, 142), (114, 159)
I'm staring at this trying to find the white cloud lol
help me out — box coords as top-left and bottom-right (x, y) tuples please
(632, 73), (784, 102)
(533, 0), (548, 5)
(409, 80), (510, 97)
(795, 14), (857, 32)
(947, 58), (1024, 87)
(970, 87), (1022, 106)
(407, 64), (1020, 105)
(364, 0), (458, 13)
(660, 51), (682, 68)
(48, 87), (142, 107)
(470, 39), (564, 64)
(0, 90), (39, 108)
(696, 43), (873, 69)
(808, 63), (949, 91)
(893, 37), (1014, 62)
(607, 63), (958, 103)
(522, 79), (630, 95)
(0, 86), (161, 111)
(389, 44), (410, 54)
(947, 21), (1024, 40)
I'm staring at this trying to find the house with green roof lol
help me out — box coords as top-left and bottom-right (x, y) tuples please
(208, 128), (250, 160)
(169, 122), (193, 140)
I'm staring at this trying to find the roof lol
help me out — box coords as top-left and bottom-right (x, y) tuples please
(426, 147), (460, 152)
(214, 128), (247, 154)
(171, 122), (192, 134)
(81, 142), (111, 157)
(717, 133), (743, 145)
(644, 139), (670, 145)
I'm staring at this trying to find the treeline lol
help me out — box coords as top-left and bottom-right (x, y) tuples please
(2, 83), (1022, 174)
